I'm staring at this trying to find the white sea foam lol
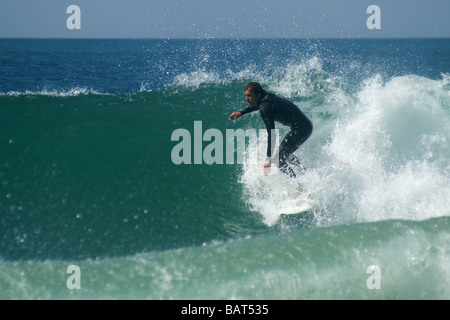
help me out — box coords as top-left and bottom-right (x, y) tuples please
(240, 73), (450, 226)
(1, 87), (108, 97)
(171, 70), (224, 88)
(169, 56), (327, 93)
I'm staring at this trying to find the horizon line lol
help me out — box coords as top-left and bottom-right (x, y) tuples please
(1, 36), (450, 41)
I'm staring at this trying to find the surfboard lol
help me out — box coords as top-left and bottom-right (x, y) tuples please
(271, 199), (312, 225)
(280, 201), (312, 216)
(277, 189), (313, 218)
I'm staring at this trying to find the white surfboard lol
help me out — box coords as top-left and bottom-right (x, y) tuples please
(280, 201), (312, 215)
(273, 186), (313, 222)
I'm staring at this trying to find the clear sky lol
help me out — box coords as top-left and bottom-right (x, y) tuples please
(1, 0), (449, 39)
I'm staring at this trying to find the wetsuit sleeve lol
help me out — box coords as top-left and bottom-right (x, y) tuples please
(260, 104), (276, 159)
(239, 106), (259, 115)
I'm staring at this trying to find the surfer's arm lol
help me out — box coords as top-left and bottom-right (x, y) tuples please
(261, 112), (276, 159)
(230, 106), (258, 120)
(262, 110), (275, 176)
(240, 106), (259, 115)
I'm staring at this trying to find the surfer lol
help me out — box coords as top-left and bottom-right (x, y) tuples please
(230, 82), (313, 177)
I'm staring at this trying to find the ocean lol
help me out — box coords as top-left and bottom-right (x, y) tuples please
(0, 38), (449, 300)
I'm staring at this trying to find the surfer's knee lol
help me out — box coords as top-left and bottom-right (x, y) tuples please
(279, 162), (296, 178)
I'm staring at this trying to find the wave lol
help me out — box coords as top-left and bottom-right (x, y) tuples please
(1, 216), (448, 299)
(2, 39), (449, 300)
(2, 57), (449, 231)
(238, 72), (450, 227)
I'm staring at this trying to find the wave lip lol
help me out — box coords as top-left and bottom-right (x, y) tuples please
(0, 87), (109, 97)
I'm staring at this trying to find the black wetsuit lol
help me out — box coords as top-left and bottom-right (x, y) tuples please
(240, 93), (313, 177)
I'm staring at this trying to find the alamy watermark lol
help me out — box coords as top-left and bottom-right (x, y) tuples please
(366, 5), (381, 30)
(366, 265), (381, 290)
(66, 5), (81, 30)
(66, 265), (81, 290)
(171, 121), (280, 166)
(64, 264), (381, 292)
(66, 5), (381, 32)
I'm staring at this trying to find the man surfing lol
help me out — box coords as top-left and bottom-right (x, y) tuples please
(230, 82), (313, 177)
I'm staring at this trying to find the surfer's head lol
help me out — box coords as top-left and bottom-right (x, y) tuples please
(245, 82), (266, 107)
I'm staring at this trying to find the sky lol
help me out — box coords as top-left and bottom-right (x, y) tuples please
(1, 0), (449, 39)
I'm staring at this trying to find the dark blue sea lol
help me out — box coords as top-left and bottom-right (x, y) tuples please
(1, 38), (449, 299)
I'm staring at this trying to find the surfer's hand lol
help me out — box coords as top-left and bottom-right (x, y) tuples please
(229, 111), (241, 120)
(263, 160), (271, 176)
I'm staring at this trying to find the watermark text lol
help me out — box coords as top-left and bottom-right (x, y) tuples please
(171, 121), (279, 165)
(66, 265), (81, 290)
(66, 5), (81, 30)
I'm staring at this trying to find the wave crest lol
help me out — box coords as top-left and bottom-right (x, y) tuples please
(1, 87), (109, 97)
